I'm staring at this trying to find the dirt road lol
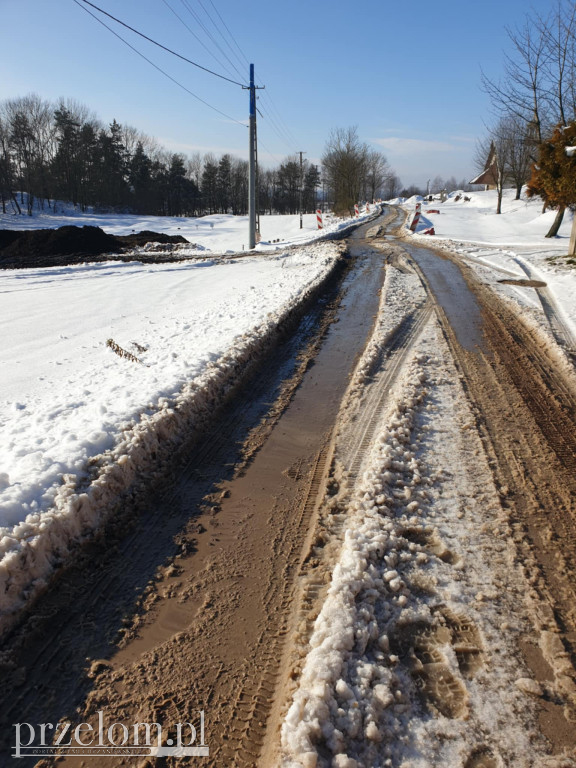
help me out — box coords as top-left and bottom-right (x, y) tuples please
(1, 210), (575, 767)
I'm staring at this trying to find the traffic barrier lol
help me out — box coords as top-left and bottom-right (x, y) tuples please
(354, 204), (359, 217)
(409, 202), (422, 232)
(316, 209), (323, 229)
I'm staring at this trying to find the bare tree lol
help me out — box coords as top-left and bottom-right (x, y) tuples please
(474, 122), (511, 214)
(363, 150), (392, 201)
(381, 173), (402, 200)
(322, 126), (368, 215)
(186, 152), (202, 188)
(481, 18), (549, 143)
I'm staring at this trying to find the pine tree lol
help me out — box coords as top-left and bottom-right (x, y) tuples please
(129, 141), (153, 213)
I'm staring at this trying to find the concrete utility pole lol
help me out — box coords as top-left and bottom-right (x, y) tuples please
(245, 64), (264, 249)
(298, 151), (306, 229)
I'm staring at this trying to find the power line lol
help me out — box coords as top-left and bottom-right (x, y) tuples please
(205, 0), (250, 70)
(160, 0), (241, 83)
(76, 0), (246, 86)
(72, 0), (247, 125)
(260, 91), (299, 149)
(193, 0), (247, 77)
(178, 0), (246, 83)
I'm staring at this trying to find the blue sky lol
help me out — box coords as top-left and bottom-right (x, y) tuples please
(1, 0), (557, 187)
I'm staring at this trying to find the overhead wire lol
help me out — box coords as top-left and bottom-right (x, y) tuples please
(76, 0), (246, 86)
(178, 0), (246, 83)
(205, 0), (250, 69)
(193, 0), (248, 77)
(160, 0), (242, 83)
(72, 0), (247, 126)
(260, 91), (299, 149)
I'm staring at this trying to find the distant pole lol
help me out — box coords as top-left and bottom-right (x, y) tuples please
(298, 151), (306, 229)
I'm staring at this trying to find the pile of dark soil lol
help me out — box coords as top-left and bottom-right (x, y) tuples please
(116, 230), (188, 248)
(0, 225), (190, 269)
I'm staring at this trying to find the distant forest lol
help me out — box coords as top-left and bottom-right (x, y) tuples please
(0, 94), (326, 218)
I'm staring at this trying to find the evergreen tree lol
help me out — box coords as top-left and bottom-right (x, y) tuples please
(303, 164), (320, 212)
(216, 154), (232, 213)
(129, 141), (153, 213)
(527, 121), (576, 237)
(201, 160), (218, 214)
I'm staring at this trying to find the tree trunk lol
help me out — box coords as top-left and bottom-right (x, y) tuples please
(496, 187), (503, 214)
(11, 192), (22, 215)
(545, 206), (565, 237)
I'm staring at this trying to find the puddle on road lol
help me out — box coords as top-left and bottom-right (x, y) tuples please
(404, 244), (486, 352)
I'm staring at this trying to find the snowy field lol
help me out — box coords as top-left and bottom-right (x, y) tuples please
(0, 203), (357, 254)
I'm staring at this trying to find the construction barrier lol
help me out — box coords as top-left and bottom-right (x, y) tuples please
(316, 209), (323, 229)
(354, 204), (359, 217)
(409, 202), (422, 232)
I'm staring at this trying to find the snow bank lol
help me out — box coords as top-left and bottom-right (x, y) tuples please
(0, 243), (344, 634)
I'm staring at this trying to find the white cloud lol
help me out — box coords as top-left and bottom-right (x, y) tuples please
(370, 137), (457, 155)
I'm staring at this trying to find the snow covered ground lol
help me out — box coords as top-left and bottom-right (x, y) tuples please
(0, 201), (359, 253)
(399, 189), (576, 351)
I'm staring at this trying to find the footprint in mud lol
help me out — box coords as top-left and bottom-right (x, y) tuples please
(464, 745), (501, 768)
(401, 526), (461, 566)
(437, 605), (484, 678)
(390, 608), (484, 719)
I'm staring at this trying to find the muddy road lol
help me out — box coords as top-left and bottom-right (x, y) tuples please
(1, 209), (576, 767)
(0, 212), (393, 767)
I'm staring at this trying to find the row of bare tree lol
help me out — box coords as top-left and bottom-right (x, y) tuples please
(479, 1), (576, 232)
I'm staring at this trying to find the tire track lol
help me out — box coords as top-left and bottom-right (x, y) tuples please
(406, 243), (576, 721)
(343, 301), (433, 480)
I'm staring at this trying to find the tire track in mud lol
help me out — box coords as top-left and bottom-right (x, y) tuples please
(0, 257), (351, 768)
(404, 242), (576, 743)
(344, 301), (433, 480)
(0, 214), (395, 768)
(266, 257), (435, 752)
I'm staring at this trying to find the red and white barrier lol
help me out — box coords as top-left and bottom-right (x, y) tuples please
(409, 202), (422, 232)
(316, 209), (323, 230)
(354, 204), (359, 217)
